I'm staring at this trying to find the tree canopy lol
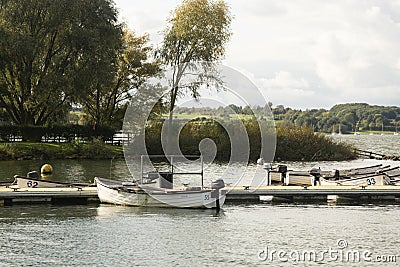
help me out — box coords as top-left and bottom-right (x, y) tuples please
(80, 30), (160, 128)
(0, 0), (121, 125)
(159, 0), (232, 118)
(171, 103), (400, 133)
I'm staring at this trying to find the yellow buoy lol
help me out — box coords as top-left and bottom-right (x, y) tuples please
(41, 164), (53, 174)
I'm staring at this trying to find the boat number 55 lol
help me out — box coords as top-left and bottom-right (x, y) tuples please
(27, 181), (39, 188)
(204, 194), (210, 200)
(366, 178), (376, 185)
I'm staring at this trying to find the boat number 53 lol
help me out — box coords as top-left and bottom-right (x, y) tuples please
(366, 178), (376, 185)
(27, 181), (39, 188)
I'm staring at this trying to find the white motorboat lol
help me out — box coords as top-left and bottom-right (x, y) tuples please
(320, 174), (390, 186)
(95, 155), (226, 209)
(95, 177), (226, 208)
(13, 172), (91, 188)
(261, 162), (394, 186)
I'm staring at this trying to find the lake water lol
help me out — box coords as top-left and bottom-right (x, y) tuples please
(0, 135), (399, 266)
(332, 133), (400, 156)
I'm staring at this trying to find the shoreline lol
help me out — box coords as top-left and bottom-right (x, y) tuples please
(0, 142), (124, 161)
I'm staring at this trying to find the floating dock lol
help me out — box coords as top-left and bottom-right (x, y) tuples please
(0, 186), (98, 206)
(1, 185), (400, 206)
(225, 185), (400, 204)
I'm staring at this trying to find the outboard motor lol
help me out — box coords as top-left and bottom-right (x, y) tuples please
(27, 171), (39, 179)
(278, 165), (288, 184)
(211, 179), (225, 190)
(333, 169), (340, 180)
(309, 167), (321, 186)
(211, 179), (225, 211)
(263, 163), (272, 171)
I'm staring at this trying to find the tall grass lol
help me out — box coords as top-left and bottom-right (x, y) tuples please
(0, 121), (356, 162)
(275, 124), (356, 161)
(144, 120), (356, 162)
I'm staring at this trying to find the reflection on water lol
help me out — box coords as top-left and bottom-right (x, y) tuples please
(0, 159), (130, 183)
(0, 204), (399, 266)
(96, 204), (224, 219)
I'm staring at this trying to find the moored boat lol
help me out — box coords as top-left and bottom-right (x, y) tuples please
(13, 175), (92, 188)
(320, 174), (390, 186)
(342, 164), (390, 177)
(95, 177), (226, 209)
(95, 155), (226, 209)
(261, 162), (396, 186)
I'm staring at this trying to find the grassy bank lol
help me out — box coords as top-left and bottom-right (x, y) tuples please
(0, 122), (357, 162)
(0, 140), (123, 160)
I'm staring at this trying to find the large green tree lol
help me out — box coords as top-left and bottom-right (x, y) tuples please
(81, 29), (160, 128)
(0, 0), (121, 125)
(159, 0), (232, 121)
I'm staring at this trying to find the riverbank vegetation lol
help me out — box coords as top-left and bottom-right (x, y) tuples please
(0, 121), (356, 161)
(0, 140), (123, 161)
(145, 119), (356, 162)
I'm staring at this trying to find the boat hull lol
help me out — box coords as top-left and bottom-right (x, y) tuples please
(320, 175), (389, 186)
(14, 176), (89, 188)
(95, 177), (226, 209)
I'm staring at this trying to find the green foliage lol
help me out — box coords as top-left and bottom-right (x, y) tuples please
(171, 103), (400, 133)
(159, 0), (232, 119)
(81, 30), (160, 127)
(274, 103), (400, 133)
(0, 0), (122, 125)
(160, 0), (232, 64)
(275, 124), (356, 161)
(144, 119), (355, 162)
(0, 125), (116, 142)
(0, 141), (123, 160)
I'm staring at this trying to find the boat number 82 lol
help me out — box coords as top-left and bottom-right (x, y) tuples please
(366, 178), (376, 185)
(27, 181), (39, 188)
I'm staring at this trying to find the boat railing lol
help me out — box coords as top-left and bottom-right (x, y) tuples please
(140, 155), (204, 188)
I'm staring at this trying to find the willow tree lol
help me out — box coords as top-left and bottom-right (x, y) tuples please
(81, 30), (160, 128)
(159, 0), (232, 121)
(0, 0), (121, 125)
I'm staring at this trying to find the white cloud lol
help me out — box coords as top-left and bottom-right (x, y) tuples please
(312, 2), (400, 94)
(259, 71), (309, 89)
(114, 0), (400, 109)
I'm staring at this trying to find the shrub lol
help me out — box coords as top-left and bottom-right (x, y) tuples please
(144, 120), (356, 162)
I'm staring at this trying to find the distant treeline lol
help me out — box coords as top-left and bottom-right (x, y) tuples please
(173, 103), (400, 133)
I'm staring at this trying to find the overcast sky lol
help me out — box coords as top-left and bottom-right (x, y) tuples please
(114, 0), (400, 109)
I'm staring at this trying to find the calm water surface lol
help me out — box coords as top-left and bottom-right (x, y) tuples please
(0, 135), (399, 266)
(0, 204), (399, 266)
(332, 133), (400, 155)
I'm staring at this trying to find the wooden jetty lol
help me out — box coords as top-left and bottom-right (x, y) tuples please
(1, 184), (400, 206)
(225, 185), (400, 204)
(0, 186), (98, 206)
